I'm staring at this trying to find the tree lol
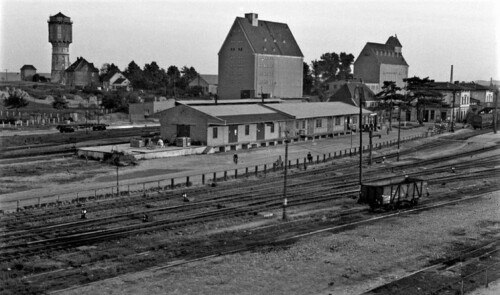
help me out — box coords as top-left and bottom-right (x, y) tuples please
(317, 52), (340, 81)
(303, 62), (313, 95)
(52, 95), (69, 109)
(404, 76), (443, 123)
(99, 63), (120, 82)
(338, 52), (355, 80)
(166, 65), (181, 96)
(123, 61), (144, 89)
(180, 66), (198, 87)
(375, 81), (404, 130)
(3, 88), (29, 114)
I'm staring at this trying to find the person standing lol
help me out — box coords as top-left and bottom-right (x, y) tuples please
(233, 153), (238, 164)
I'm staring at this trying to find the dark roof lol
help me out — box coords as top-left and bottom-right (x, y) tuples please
(386, 35), (402, 48)
(113, 78), (126, 84)
(102, 68), (121, 82)
(49, 12), (72, 23)
(20, 65), (37, 71)
(65, 57), (99, 73)
(235, 16), (303, 57)
(458, 82), (493, 91)
(328, 83), (376, 106)
(430, 82), (465, 91)
(363, 42), (408, 66)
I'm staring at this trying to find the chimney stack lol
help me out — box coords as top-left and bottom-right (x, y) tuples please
(245, 13), (258, 26)
(450, 65), (453, 83)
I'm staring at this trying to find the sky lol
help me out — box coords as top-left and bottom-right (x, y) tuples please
(0, 0), (498, 82)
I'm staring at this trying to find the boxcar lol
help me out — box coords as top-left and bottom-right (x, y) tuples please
(359, 176), (426, 210)
(471, 109), (500, 129)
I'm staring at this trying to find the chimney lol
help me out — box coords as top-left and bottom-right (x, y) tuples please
(450, 65), (453, 83)
(245, 13), (258, 26)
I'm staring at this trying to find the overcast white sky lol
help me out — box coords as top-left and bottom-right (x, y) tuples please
(0, 0), (498, 82)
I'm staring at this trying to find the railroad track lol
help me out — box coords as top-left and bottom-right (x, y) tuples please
(1, 149), (498, 262)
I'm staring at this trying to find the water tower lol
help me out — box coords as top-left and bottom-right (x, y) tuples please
(48, 12), (72, 83)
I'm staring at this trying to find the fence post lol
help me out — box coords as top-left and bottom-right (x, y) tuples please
(296, 158), (299, 168)
(17, 200), (20, 211)
(234, 169), (238, 179)
(143, 183), (146, 196)
(202, 174), (205, 185)
(304, 158), (307, 170)
(316, 155), (319, 164)
(224, 171), (227, 181)
(485, 269), (489, 288)
(255, 165), (258, 176)
(264, 164), (267, 174)
(245, 167), (248, 177)
(171, 179), (174, 190)
(95, 190), (97, 200)
(460, 280), (464, 295)
(186, 176), (190, 186)
(213, 172), (217, 182)
(329, 152), (331, 159)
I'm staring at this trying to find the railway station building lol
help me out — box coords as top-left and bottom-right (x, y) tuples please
(158, 102), (372, 152)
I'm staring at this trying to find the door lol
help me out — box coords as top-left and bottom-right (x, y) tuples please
(177, 125), (190, 137)
(406, 110), (411, 121)
(256, 123), (265, 140)
(229, 125), (238, 143)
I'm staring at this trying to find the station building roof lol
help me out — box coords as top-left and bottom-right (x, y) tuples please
(264, 102), (372, 119)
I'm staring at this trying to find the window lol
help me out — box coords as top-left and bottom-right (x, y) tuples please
(245, 125), (250, 135)
(335, 117), (341, 126)
(302, 120), (306, 129)
(57, 25), (62, 39)
(316, 119), (322, 128)
(238, 48), (243, 51)
(430, 110), (435, 120)
(270, 123), (275, 133)
(295, 121), (299, 129)
(213, 127), (218, 138)
(352, 116), (358, 124)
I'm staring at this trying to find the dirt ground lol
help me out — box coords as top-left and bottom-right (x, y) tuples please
(58, 190), (500, 295)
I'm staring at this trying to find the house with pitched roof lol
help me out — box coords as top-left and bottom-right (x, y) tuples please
(327, 82), (377, 108)
(64, 57), (99, 87)
(102, 69), (131, 91)
(20, 65), (37, 81)
(354, 35), (409, 94)
(218, 13), (303, 100)
(189, 74), (218, 96)
(159, 102), (372, 151)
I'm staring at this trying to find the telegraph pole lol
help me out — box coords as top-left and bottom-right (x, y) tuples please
(282, 133), (290, 221)
(358, 86), (363, 187)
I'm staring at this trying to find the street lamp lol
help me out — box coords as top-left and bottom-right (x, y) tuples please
(397, 104), (402, 161)
(356, 86), (364, 188)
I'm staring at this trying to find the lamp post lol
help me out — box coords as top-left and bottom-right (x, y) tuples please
(357, 86), (363, 188)
(282, 132), (290, 221)
(397, 105), (402, 161)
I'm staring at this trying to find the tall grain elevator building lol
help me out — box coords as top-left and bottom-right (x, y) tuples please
(353, 35), (409, 94)
(48, 12), (72, 83)
(218, 13), (304, 100)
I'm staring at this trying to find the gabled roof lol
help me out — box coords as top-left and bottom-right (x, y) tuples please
(328, 83), (376, 106)
(113, 78), (127, 84)
(458, 82), (493, 91)
(20, 65), (37, 71)
(102, 68), (122, 82)
(386, 35), (402, 48)
(235, 15), (303, 57)
(190, 104), (292, 124)
(430, 82), (465, 91)
(264, 102), (371, 119)
(362, 42), (408, 66)
(65, 57), (99, 73)
(190, 74), (218, 86)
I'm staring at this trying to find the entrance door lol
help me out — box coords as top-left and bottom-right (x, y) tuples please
(406, 110), (411, 121)
(177, 125), (190, 137)
(229, 125), (238, 143)
(256, 123), (265, 140)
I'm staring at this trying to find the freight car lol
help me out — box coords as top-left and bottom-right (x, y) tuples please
(359, 176), (427, 211)
(471, 108), (500, 129)
(56, 123), (108, 133)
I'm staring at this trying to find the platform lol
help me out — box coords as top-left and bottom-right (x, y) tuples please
(77, 144), (209, 160)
